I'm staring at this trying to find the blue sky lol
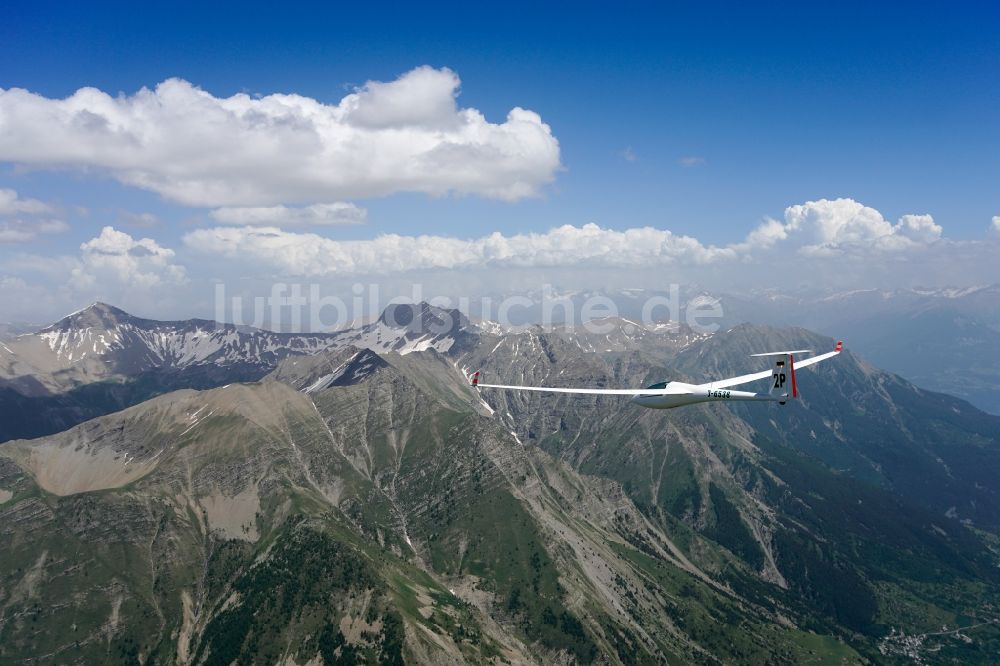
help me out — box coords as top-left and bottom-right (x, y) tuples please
(1, 1), (999, 322)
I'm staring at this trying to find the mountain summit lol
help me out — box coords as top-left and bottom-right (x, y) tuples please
(378, 301), (469, 332)
(43, 301), (136, 332)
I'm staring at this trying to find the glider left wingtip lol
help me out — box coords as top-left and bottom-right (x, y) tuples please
(470, 370), (480, 387)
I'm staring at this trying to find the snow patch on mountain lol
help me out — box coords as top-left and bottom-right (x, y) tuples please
(38, 319), (342, 368)
(332, 320), (457, 356)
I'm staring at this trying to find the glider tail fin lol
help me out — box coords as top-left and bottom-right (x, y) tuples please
(752, 348), (809, 403)
(768, 354), (797, 402)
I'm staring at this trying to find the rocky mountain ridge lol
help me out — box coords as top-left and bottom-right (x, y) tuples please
(0, 302), (480, 441)
(2, 301), (999, 662)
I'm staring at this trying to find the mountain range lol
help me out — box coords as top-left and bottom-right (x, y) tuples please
(0, 302), (475, 442)
(1, 302), (999, 663)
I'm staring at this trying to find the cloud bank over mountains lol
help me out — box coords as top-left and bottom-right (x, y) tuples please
(3, 196), (996, 323)
(181, 198), (956, 277)
(182, 222), (731, 276)
(0, 67), (561, 206)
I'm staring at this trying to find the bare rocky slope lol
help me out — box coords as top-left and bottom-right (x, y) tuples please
(1, 303), (999, 663)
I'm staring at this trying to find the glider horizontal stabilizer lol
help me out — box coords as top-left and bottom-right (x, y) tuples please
(750, 349), (812, 357)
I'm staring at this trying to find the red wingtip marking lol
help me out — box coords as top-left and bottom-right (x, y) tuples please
(789, 354), (798, 398)
(471, 371), (480, 386)
(835, 340), (843, 352)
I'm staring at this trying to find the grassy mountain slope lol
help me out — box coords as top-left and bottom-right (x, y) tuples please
(1, 347), (871, 664)
(3, 310), (999, 663)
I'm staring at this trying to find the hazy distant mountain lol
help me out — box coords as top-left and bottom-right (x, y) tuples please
(761, 286), (1000, 416)
(0, 321), (43, 340)
(713, 285), (1000, 415)
(2, 301), (999, 662)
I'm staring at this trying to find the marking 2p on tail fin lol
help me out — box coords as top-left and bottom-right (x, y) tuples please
(768, 354), (796, 401)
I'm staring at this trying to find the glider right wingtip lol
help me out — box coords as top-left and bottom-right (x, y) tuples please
(835, 340), (844, 352)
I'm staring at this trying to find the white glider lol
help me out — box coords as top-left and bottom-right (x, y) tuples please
(471, 341), (843, 410)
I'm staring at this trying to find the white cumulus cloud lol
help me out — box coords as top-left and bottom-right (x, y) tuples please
(894, 213), (943, 243)
(0, 67), (561, 207)
(182, 197), (958, 280)
(742, 198), (942, 256)
(183, 223), (734, 277)
(211, 202), (367, 226)
(72, 226), (186, 289)
(1, 226), (188, 320)
(992, 216), (1000, 234)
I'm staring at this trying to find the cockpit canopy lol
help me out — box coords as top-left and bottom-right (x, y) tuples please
(644, 381), (669, 390)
